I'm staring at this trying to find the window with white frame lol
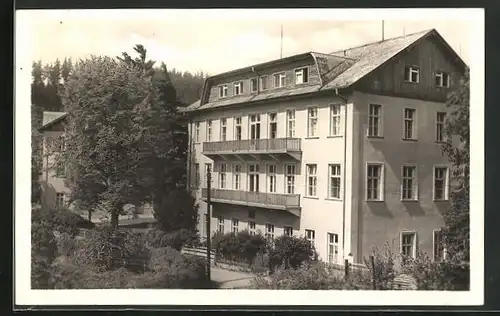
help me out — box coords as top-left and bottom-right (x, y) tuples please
(248, 221), (256, 236)
(305, 229), (315, 248)
(327, 233), (339, 264)
(306, 164), (318, 197)
(250, 78), (258, 92)
(273, 72), (286, 88)
(231, 218), (239, 233)
(219, 85), (228, 98)
(286, 110), (296, 137)
(220, 118), (227, 141)
(403, 108), (416, 140)
(328, 164), (341, 199)
(267, 164), (277, 193)
(295, 67), (309, 84)
(368, 104), (382, 137)
(248, 163), (260, 192)
(265, 223), (275, 241)
(219, 163), (228, 189)
(234, 116), (242, 140)
(194, 163), (200, 188)
(233, 164), (241, 190)
(401, 165), (418, 201)
(249, 114), (261, 140)
(55, 192), (65, 209)
(284, 226), (293, 237)
(436, 112), (446, 142)
(194, 122), (200, 142)
(367, 163), (383, 201)
(435, 71), (450, 88)
(433, 229), (445, 261)
(404, 65), (420, 83)
(234, 81), (243, 95)
(285, 164), (296, 194)
(217, 216), (225, 233)
(307, 107), (318, 137)
(329, 104), (342, 136)
(268, 112), (277, 139)
(400, 231), (417, 258)
(434, 167), (449, 201)
(260, 75), (268, 90)
(206, 120), (212, 142)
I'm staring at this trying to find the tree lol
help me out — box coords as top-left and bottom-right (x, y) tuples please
(440, 69), (470, 262)
(31, 103), (43, 204)
(59, 56), (159, 229)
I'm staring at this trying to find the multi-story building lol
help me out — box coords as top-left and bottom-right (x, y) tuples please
(183, 29), (467, 264)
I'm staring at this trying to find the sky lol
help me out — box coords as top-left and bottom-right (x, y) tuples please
(20, 9), (474, 76)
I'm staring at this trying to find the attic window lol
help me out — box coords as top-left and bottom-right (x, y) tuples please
(260, 75), (269, 90)
(435, 71), (450, 88)
(234, 82), (243, 95)
(219, 85), (228, 98)
(404, 66), (420, 83)
(295, 67), (309, 84)
(250, 78), (258, 92)
(274, 72), (286, 88)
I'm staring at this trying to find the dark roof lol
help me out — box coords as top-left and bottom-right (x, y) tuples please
(118, 217), (157, 227)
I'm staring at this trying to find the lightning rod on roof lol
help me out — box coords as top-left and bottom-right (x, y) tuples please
(280, 25), (283, 59)
(382, 20), (385, 41)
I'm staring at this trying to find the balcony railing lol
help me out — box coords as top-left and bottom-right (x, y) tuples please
(201, 188), (301, 216)
(202, 138), (301, 154)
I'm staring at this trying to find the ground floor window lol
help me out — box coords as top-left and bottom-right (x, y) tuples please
(433, 229), (446, 261)
(231, 218), (239, 233)
(400, 231), (417, 258)
(305, 229), (315, 248)
(327, 233), (339, 264)
(217, 216), (224, 233)
(265, 223), (275, 241)
(55, 192), (64, 209)
(248, 221), (256, 236)
(284, 226), (293, 237)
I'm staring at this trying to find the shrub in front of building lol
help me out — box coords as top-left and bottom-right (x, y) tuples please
(211, 230), (268, 266)
(268, 235), (318, 271)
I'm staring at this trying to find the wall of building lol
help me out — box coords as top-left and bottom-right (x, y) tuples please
(351, 91), (449, 263)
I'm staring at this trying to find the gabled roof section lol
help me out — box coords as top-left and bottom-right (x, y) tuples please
(40, 111), (67, 131)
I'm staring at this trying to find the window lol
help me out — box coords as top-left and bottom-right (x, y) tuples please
(219, 163), (228, 189)
(434, 167), (449, 201)
(273, 72), (286, 88)
(267, 164), (277, 193)
(248, 163), (260, 192)
(233, 164), (241, 190)
(260, 75), (269, 90)
(368, 104), (382, 137)
(286, 110), (296, 137)
(435, 71), (450, 87)
(367, 163), (383, 201)
(231, 218), (239, 233)
(305, 229), (315, 248)
(403, 108), (416, 140)
(329, 104), (342, 136)
(295, 67), (309, 84)
(250, 78), (258, 92)
(284, 226), (293, 237)
(234, 81), (243, 95)
(248, 221), (256, 236)
(307, 107), (318, 137)
(306, 164), (318, 197)
(206, 120), (212, 142)
(404, 65), (420, 83)
(55, 192), (64, 209)
(285, 164), (296, 194)
(327, 233), (339, 264)
(220, 118), (227, 141)
(401, 165), (418, 201)
(249, 114), (261, 140)
(201, 213), (208, 238)
(194, 163), (200, 188)
(234, 117), (242, 140)
(433, 229), (445, 261)
(328, 164), (341, 199)
(205, 163), (212, 187)
(268, 112), (277, 139)
(59, 136), (66, 152)
(265, 223), (275, 241)
(194, 122), (200, 142)
(219, 85), (228, 98)
(436, 112), (446, 142)
(217, 216), (224, 233)
(400, 231), (417, 258)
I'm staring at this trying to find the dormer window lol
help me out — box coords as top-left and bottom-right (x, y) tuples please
(435, 71), (450, 87)
(234, 81), (243, 95)
(404, 65), (420, 83)
(219, 85), (228, 98)
(260, 75), (268, 90)
(250, 78), (258, 93)
(273, 72), (286, 88)
(295, 67), (309, 84)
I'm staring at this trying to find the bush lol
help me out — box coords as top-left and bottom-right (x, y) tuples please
(32, 207), (94, 237)
(32, 221), (58, 263)
(363, 242), (397, 290)
(144, 228), (199, 251)
(268, 235), (317, 270)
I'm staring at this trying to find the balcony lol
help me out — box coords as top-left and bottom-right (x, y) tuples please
(202, 138), (302, 162)
(201, 188), (301, 217)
